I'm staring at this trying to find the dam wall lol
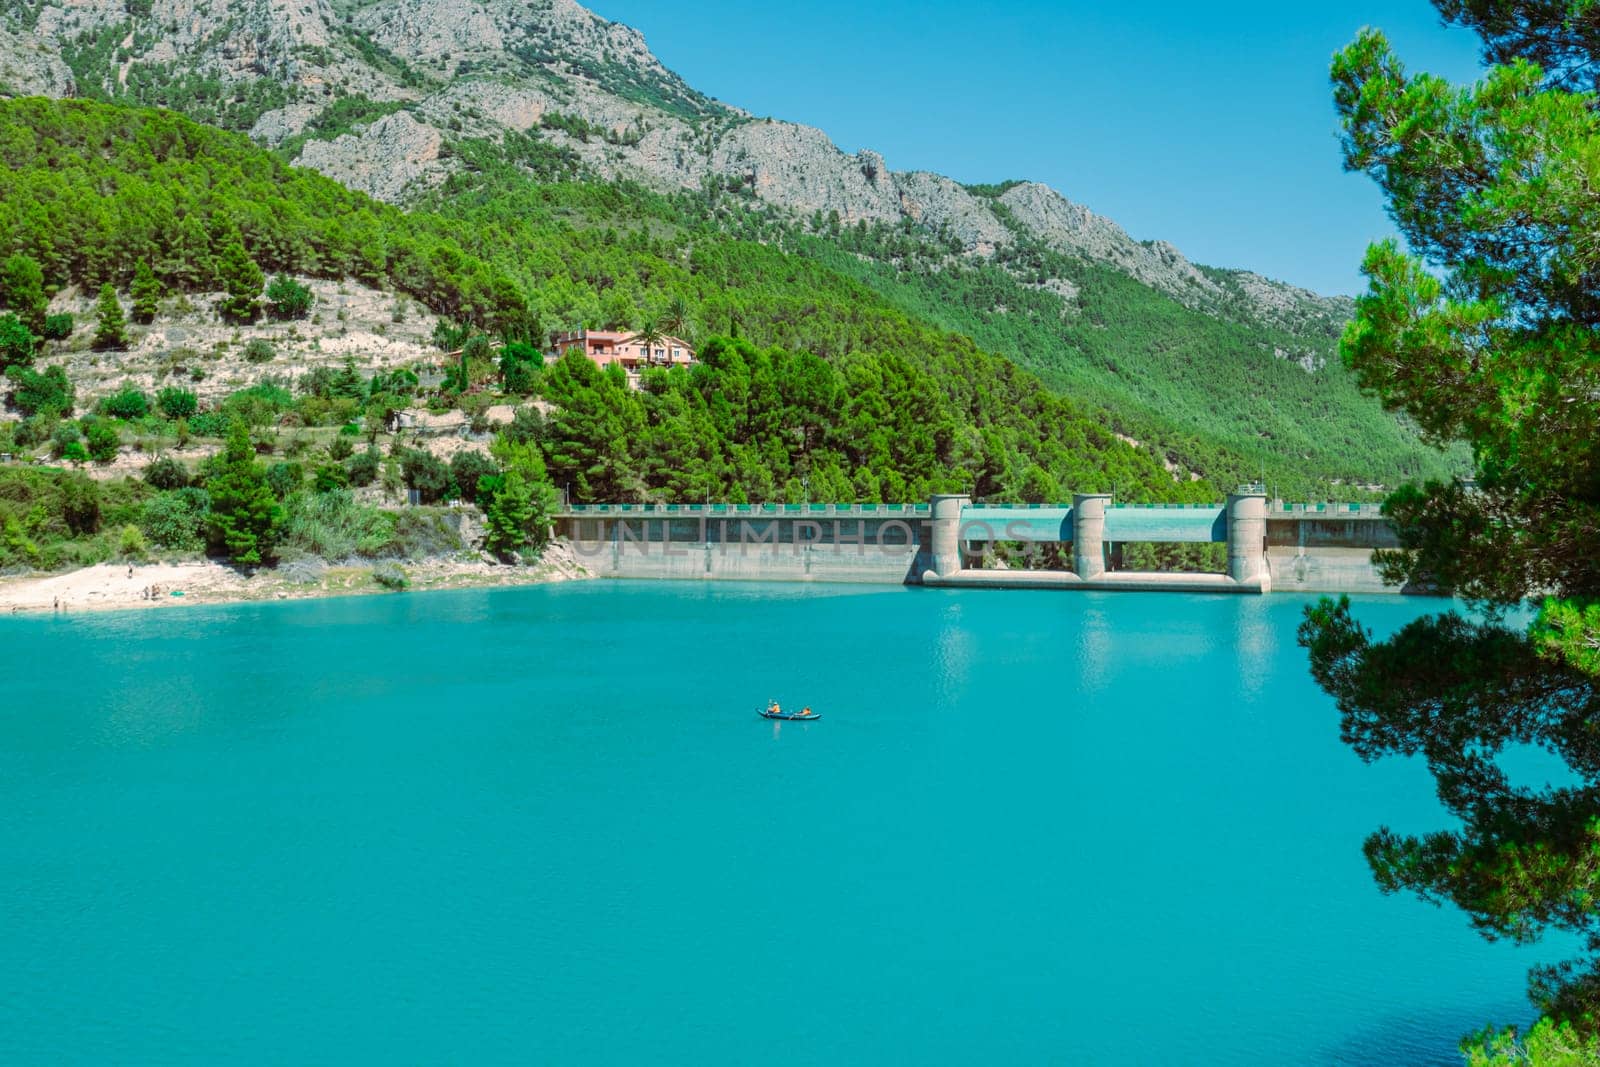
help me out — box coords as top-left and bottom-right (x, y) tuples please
(561, 508), (931, 584)
(553, 498), (1409, 595)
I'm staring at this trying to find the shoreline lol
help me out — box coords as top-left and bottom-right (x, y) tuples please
(0, 544), (591, 616)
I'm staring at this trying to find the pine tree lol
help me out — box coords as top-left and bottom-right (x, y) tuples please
(0, 253), (47, 334)
(130, 259), (162, 324)
(205, 420), (282, 566)
(92, 284), (126, 350)
(216, 241), (264, 322)
(485, 469), (537, 557)
(0, 313), (35, 371)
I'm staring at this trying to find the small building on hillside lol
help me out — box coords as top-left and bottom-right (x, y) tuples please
(547, 330), (696, 389)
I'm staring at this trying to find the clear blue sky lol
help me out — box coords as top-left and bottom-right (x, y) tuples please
(588, 1), (1486, 296)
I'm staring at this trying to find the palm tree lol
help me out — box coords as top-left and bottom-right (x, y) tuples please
(628, 317), (668, 366)
(661, 296), (693, 346)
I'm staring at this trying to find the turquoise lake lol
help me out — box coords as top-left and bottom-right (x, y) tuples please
(0, 581), (1560, 1064)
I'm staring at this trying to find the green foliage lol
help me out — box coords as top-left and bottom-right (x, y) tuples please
(7, 364), (74, 417)
(265, 274), (313, 320)
(281, 488), (396, 560)
(0, 252), (47, 332)
(0, 313), (34, 370)
(141, 486), (208, 550)
(130, 258), (162, 323)
(0, 466), (143, 569)
(327, 434), (354, 462)
(91, 283), (125, 349)
(116, 523), (147, 560)
(300, 360), (364, 400)
(484, 468), (537, 557)
(156, 386), (197, 420)
(98, 384), (150, 420)
(216, 241), (263, 322)
(1307, 8), (1600, 1037)
(221, 380), (294, 429)
(204, 420), (282, 565)
(60, 440), (89, 465)
(243, 338), (276, 364)
(0, 99), (532, 331)
(450, 450), (499, 506)
(142, 456), (189, 490)
(82, 419), (120, 462)
(265, 461), (304, 500)
(400, 448), (452, 504)
(1464, 1017), (1600, 1065)
(41, 313), (72, 341)
(311, 462), (348, 493)
(348, 447), (380, 487)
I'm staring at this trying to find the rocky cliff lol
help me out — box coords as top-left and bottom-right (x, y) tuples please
(0, 0), (1349, 335)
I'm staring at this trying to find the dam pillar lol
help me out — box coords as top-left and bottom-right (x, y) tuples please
(1072, 493), (1112, 578)
(1226, 489), (1270, 589)
(928, 494), (970, 579)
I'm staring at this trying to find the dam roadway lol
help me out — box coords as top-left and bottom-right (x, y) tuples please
(551, 492), (1407, 595)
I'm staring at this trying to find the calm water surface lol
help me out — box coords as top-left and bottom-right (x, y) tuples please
(0, 582), (1559, 1064)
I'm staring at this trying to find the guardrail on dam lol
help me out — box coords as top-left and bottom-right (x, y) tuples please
(552, 492), (1405, 594)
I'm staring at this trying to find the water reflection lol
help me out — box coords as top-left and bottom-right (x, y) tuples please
(1233, 596), (1277, 701)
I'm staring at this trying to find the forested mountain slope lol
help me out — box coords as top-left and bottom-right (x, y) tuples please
(0, 0), (1461, 493)
(0, 97), (1210, 505)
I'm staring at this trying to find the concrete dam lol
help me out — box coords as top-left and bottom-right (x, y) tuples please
(553, 491), (1405, 595)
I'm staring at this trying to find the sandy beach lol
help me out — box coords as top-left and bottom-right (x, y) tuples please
(0, 545), (591, 615)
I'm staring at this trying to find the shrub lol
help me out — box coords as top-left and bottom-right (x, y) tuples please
(347, 447), (380, 487)
(7, 364), (73, 417)
(282, 489), (396, 559)
(450, 450), (499, 506)
(504, 405), (544, 445)
(312, 462), (349, 493)
(265, 460), (304, 499)
(83, 420), (120, 463)
(142, 487), (209, 550)
(0, 313), (35, 370)
(117, 523), (148, 560)
(500, 341), (543, 395)
(59, 472), (102, 535)
(221, 380), (294, 428)
(265, 274), (314, 320)
(327, 434), (354, 461)
(389, 508), (464, 558)
(371, 561), (408, 590)
(99, 385), (151, 420)
(157, 387), (198, 420)
(187, 411), (226, 437)
(243, 338), (275, 363)
(41, 314), (73, 342)
(61, 440), (89, 464)
(143, 456), (189, 490)
(400, 448), (452, 503)
(50, 422), (81, 458)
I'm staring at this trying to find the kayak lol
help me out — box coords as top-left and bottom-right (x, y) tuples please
(759, 709), (821, 721)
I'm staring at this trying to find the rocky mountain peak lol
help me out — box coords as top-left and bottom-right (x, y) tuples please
(0, 0), (1348, 336)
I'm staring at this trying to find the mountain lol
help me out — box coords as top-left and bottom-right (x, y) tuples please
(0, 0), (1455, 493)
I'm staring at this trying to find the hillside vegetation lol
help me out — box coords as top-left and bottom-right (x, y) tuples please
(0, 97), (1204, 510)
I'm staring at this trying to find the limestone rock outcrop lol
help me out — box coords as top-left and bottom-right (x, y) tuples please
(0, 0), (1348, 337)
